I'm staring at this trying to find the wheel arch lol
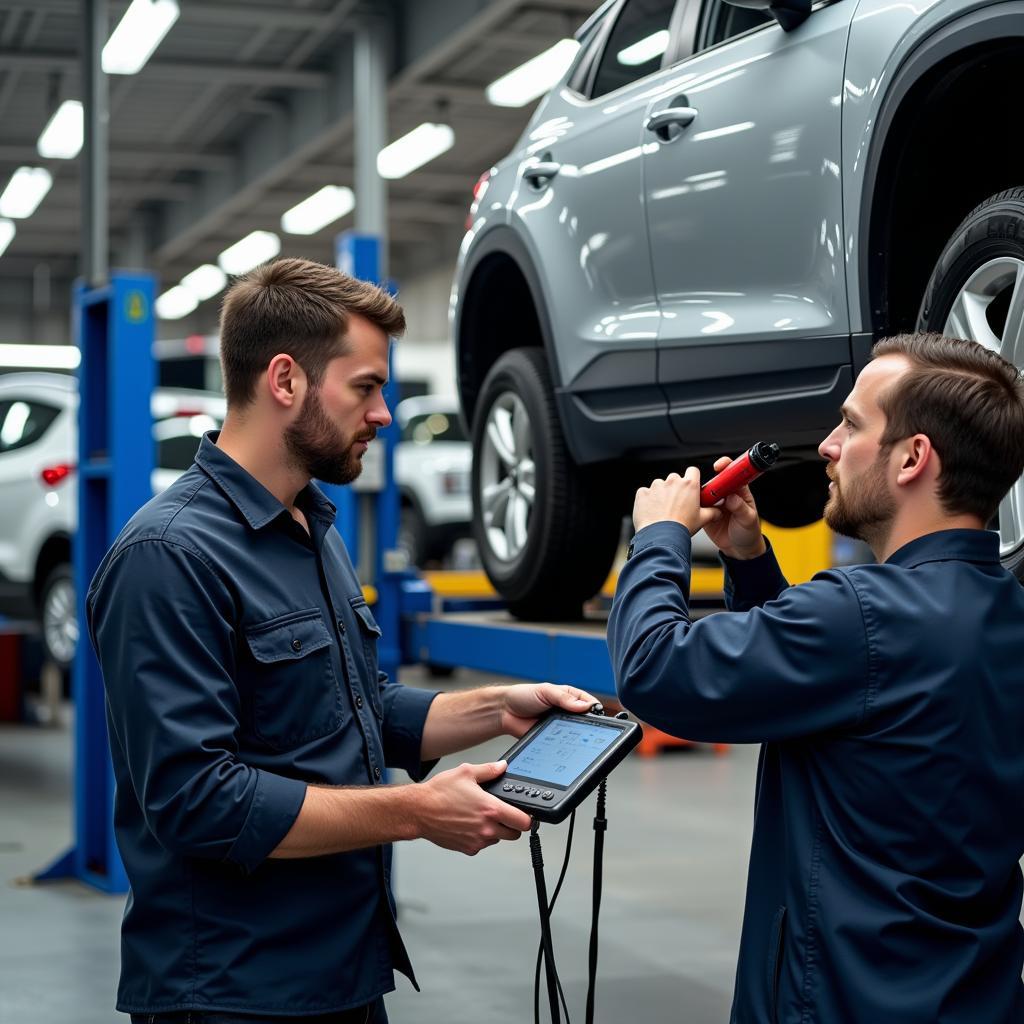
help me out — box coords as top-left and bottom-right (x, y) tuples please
(33, 532), (72, 608)
(454, 227), (560, 431)
(859, 8), (1024, 340)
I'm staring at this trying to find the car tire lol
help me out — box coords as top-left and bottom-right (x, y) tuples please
(917, 187), (1024, 580)
(39, 562), (78, 670)
(751, 461), (829, 529)
(471, 348), (622, 620)
(398, 503), (428, 567)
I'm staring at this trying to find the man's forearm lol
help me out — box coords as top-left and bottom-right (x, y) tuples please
(419, 687), (507, 761)
(269, 783), (421, 859)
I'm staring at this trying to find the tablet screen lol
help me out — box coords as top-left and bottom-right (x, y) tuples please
(505, 717), (621, 788)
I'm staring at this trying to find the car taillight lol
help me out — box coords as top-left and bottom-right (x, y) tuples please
(465, 170), (491, 230)
(41, 463), (74, 487)
(441, 470), (469, 496)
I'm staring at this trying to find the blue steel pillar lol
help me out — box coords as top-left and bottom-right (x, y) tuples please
(329, 232), (403, 688)
(37, 272), (156, 893)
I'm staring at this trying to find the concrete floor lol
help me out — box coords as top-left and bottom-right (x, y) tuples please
(0, 667), (758, 1023)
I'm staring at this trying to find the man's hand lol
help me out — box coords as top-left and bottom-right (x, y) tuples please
(498, 682), (596, 738)
(414, 761), (532, 856)
(700, 455), (766, 560)
(632, 467), (723, 535)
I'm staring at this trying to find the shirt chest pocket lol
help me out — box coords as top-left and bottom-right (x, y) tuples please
(244, 610), (342, 750)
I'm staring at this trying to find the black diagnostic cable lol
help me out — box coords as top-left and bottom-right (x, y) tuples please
(533, 812), (576, 1024)
(530, 821), (562, 1024)
(585, 779), (608, 1024)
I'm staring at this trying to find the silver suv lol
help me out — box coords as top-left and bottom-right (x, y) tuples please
(453, 0), (1024, 617)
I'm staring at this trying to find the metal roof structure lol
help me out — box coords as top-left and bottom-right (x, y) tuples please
(0, 0), (600, 336)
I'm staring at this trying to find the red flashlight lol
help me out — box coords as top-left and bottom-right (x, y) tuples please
(700, 441), (781, 507)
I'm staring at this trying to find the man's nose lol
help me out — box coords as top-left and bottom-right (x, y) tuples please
(818, 425), (840, 462)
(368, 398), (392, 428)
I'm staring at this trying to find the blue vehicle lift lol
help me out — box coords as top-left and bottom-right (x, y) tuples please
(38, 271), (156, 893)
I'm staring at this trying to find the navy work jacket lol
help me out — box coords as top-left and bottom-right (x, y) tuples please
(87, 433), (438, 1017)
(608, 522), (1024, 1023)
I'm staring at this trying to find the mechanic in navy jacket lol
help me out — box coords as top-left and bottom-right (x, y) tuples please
(88, 258), (596, 1024)
(608, 333), (1024, 1023)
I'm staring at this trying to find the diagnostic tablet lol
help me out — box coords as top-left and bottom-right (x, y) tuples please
(483, 711), (642, 823)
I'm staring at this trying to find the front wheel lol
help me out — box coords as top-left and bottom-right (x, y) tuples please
(471, 348), (623, 620)
(39, 563), (77, 669)
(918, 187), (1024, 580)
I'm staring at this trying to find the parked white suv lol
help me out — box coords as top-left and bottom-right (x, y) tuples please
(0, 372), (224, 667)
(394, 395), (472, 565)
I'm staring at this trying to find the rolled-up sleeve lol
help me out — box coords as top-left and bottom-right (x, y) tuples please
(608, 521), (870, 743)
(379, 678), (439, 780)
(87, 539), (306, 872)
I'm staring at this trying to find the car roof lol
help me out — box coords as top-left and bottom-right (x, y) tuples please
(0, 371), (77, 393)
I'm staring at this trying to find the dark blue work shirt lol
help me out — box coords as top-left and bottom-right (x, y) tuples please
(609, 523), (1024, 1023)
(87, 433), (438, 1016)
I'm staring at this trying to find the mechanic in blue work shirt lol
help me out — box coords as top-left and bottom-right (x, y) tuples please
(608, 333), (1024, 1023)
(87, 257), (597, 1024)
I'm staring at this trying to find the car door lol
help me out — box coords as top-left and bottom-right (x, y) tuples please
(642, 0), (858, 454)
(506, 0), (685, 451)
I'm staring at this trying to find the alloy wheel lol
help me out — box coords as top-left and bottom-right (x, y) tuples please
(42, 574), (78, 668)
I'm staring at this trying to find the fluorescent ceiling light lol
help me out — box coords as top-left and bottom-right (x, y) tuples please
(0, 167), (53, 219)
(0, 219), (13, 258)
(102, 0), (180, 75)
(281, 185), (355, 235)
(37, 100), (84, 159)
(181, 263), (227, 301)
(0, 343), (80, 369)
(617, 29), (670, 66)
(156, 285), (199, 320)
(218, 230), (281, 276)
(486, 38), (580, 107)
(377, 124), (455, 180)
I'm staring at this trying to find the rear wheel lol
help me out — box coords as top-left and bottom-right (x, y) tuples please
(39, 563), (77, 669)
(471, 348), (622, 619)
(918, 187), (1024, 580)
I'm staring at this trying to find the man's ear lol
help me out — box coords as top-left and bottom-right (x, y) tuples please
(265, 354), (305, 409)
(894, 434), (935, 488)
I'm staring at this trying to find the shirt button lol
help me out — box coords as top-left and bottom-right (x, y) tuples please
(356, 695), (364, 709)
(291, 638), (302, 652)
(337, 619), (346, 634)
(374, 767), (381, 780)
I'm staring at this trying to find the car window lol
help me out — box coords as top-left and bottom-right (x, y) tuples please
(401, 411), (467, 444)
(591, 0), (678, 98)
(157, 433), (205, 471)
(699, 0), (773, 50)
(0, 399), (61, 454)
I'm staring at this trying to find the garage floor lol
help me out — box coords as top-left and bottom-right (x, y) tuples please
(0, 666), (759, 1024)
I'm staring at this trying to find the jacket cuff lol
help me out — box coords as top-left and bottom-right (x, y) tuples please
(225, 770), (307, 873)
(382, 686), (441, 781)
(721, 538), (789, 609)
(628, 521), (692, 561)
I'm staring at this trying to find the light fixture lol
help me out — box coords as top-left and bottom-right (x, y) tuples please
(485, 38), (580, 108)
(617, 29), (670, 66)
(0, 167), (53, 219)
(217, 230), (281, 276)
(377, 124), (455, 180)
(281, 185), (355, 235)
(37, 100), (84, 160)
(102, 0), (180, 75)
(0, 343), (80, 369)
(0, 218), (14, 258)
(155, 285), (199, 320)
(181, 263), (227, 301)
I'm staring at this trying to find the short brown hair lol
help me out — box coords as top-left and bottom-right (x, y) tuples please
(219, 257), (405, 407)
(871, 333), (1024, 522)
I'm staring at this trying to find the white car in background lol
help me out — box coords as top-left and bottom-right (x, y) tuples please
(394, 395), (472, 566)
(0, 372), (224, 668)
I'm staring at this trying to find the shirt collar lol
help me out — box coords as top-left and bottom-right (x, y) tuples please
(194, 431), (337, 531)
(884, 528), (1000, 569)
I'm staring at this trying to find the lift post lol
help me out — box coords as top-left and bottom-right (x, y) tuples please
(37, 272), (155, 893)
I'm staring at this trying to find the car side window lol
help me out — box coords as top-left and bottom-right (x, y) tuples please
(0, 400), (60, 454)
(698, 0), (773, 50)
(590, 0), (678, 98)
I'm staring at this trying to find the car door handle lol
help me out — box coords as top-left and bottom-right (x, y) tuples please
(644, 106), (698, 140)
(523, 161), (561, 185)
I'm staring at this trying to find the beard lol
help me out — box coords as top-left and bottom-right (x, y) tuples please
(823, 454), (896, 547)
(283, 386), (372, 485)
